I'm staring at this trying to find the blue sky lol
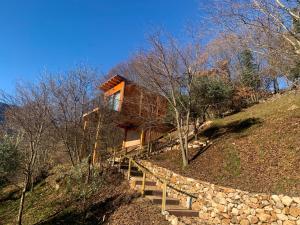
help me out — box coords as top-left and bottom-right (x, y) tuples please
(0, 0), (201, 94)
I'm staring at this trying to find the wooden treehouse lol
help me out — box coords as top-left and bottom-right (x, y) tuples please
(82, 75), (172, 164)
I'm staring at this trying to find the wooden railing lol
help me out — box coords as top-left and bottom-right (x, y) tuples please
(122, 156), (197, 213)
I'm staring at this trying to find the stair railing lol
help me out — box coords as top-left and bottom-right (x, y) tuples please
(124, 156), (197, 214)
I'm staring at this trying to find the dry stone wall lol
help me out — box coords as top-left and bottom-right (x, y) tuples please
(139, 160), (300, 225)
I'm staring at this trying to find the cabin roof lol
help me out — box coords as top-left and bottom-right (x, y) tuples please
(99, 75), (127, 92)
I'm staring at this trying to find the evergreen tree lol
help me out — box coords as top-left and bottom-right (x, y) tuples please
(239, 49), (260, 90)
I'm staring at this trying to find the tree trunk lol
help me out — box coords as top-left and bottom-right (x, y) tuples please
(175, 111), (188, 167)
(17, 174), (29, 225)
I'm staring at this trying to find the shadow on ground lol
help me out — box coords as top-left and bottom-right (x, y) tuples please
(35, 192), (139, 225)
(202, 117), (262, 139)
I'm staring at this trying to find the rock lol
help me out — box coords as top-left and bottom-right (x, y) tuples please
(257, 213), (271, 222)
(277, 213), (288, 221)
(216, 204), (227, 213)
(232, 208), (239, 215)
(289, 207), (300, 217)
(277, 202), (285, 209)
(247, 215), (259, 224)
(221, 218), (231, 225)
(282, 196), (293, 207)
(231, 216), (238, 224)
(262, 200), (270, 206)
(293, 197), (300, 204)
(171, 216), (178, 225)
(272, 195), (281, 203)
(283, 221), (296, 225)
(212, 217), (221, 224)
(250, 197), (259, 204)
(240, 219), (250, 225)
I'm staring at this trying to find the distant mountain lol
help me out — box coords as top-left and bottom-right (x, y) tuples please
(0, 102), (9, 122)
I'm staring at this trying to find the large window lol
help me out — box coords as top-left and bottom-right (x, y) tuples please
(108, 91), (121, 111)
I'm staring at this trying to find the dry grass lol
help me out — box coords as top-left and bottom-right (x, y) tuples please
(151, 91), (300, 196)
(0, 164), (169, 225)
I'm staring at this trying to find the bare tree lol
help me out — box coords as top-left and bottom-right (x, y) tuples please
(207, 0), (300, 53)
(1, 82), (51, 225)
(131, 32), (207, 167)
(44, 66), (100, 166)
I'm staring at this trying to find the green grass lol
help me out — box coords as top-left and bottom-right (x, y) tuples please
(154, 91), (300, 195)
(223, 146), (241, 177)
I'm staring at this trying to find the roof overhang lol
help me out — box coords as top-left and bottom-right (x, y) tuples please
(99, 75), (127, 92)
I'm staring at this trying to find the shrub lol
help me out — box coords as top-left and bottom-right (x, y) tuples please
(0, 135), (19, 186)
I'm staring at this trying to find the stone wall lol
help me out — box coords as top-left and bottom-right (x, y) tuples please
(139, 160), (300, 225)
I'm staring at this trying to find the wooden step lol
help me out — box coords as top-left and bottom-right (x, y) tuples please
(135, 185), (165, 197)
(129, 171), (143, 177)
(167, 208), (199, 217)
(146, 196), (180, 205)
(131, 177), (157, 186)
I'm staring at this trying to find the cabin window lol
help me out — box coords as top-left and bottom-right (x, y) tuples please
(108, 91), (121, 111)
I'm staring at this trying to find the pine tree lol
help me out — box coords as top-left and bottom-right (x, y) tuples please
(239, 49), (260, 90)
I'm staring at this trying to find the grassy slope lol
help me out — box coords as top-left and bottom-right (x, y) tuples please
(151, 91), (300, 196)
(0, 165), (169, 225)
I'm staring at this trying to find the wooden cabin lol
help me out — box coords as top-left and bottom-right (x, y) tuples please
(82, 75), (172, 164)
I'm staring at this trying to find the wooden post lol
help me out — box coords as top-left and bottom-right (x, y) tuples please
(92, 113), (102, 165)
(127, 159), (132, 180)
(80, 120), (89, 159)
(141, 172), (146, 196)
(112, 148), (116, 167)
(186, 196), (192, 209)
(161, 181), (167, 213)
(118, 156), (123, 172)
(140, 129), (145, 147)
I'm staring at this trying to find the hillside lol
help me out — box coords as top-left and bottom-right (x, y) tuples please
(151, 91), (300, 196)
(0, 165), (169, 225)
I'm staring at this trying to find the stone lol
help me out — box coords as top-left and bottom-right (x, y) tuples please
(282, 196), (293, 207)
(272, 195), (282, 203)
(277, 213), (289, 221)
(277, 202), (285, 209)
(171, 216), (178, 225)
(250, 197), (259, 204)
(232, 207), (239, 215)
(282, 207), (290, 214)
(293, 197), (300, 204)
(212, 217), (221, 224)
(283, 221), (296, 225)
(257, 213), (271, 222)
(240, 219), (250, 225)
(231, 216), (238, 224)
(262, 200), (270, 206)
(221, 218), (231, 225)
(289, 207), (300, 217)
(265, 205), (274, 211)
(247, 215), (259, 224)
(216, 204), (227, 213)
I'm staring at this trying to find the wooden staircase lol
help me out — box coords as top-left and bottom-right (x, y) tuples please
(118, 162), (199, 218)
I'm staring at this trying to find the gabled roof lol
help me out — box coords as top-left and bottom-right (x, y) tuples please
(99, 75), (127, 92)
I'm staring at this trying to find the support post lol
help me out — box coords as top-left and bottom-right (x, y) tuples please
(186, 196), (192, 209)
(141, 172), (146, 196)
(118, 156), (123, 172)
(112, 148), (116, 167)
(127, 159), (132, 180)
(161, 181), (167, 213)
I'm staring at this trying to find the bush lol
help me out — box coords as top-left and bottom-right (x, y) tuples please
(191, 75), (233, 119)
(0, 135), (19, 186)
